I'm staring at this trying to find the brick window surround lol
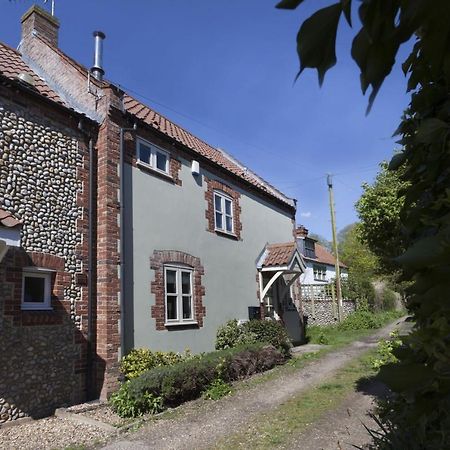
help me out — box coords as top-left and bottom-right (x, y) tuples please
(4, 250), (70, 326)
(205, 177), (242, 240)
(150, 250), (206, 330)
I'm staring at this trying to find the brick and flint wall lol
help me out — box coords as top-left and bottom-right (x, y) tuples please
(0, 84), (91, 421)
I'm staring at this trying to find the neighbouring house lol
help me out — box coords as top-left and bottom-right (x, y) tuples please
(0, 6), (307, 421)
(295, 225), (348, 285)
(295, 225), (354, 325)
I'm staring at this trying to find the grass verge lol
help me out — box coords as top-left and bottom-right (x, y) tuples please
(214, 349), (378, 450)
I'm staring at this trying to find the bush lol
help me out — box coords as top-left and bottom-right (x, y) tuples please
(371, 331), (402, 370)
(119, 348), (187, 380)
(381, 288), (398, 311)
(337, 310), (384, 331)
(203, 379), (233, 400)
(215, 319), (291, 356)
(109, 380), (163, 418)
(111, 343), (285, 417)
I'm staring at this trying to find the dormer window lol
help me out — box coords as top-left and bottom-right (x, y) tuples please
(137, 138), (169, 175)
(304, 238), (316, 258)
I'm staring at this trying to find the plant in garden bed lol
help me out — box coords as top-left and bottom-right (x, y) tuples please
(119, 348), (194, 380)
(202, 379), (233, 401)
(110, 343), (285, 418)
(215, 319), (292, 355)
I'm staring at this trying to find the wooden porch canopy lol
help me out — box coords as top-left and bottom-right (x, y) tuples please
(0, 208), (22, 262)
(256, 241), (306, 301)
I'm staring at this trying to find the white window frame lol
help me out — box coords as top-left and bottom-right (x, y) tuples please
(213, 190), (234, 234)
(136, 137), (170, 176)
(313, 264), (327, 281)
(164, 265), (195, 325)
(21, 268), (53, 311)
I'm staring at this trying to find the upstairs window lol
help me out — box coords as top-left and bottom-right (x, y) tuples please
(137, 138), (169, 175)
(214, 191), (234, 234)
(22, 270), (52, 310)
(164, 266), (194, 324)
(313, 264), (327, 281)
(304, 238), (316, 259)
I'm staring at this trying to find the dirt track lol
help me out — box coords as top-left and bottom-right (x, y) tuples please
(101, 319), (404, 450)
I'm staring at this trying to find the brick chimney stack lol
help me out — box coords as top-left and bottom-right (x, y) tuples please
(294, 225), (309, 239)
(21, 5), (60, 47)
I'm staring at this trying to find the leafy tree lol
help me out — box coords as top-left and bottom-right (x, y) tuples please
(339, 223), (379, 308)
(356, 161), (409, 270)
(337, 223), (354, 245)
(277, 0), (450, 446)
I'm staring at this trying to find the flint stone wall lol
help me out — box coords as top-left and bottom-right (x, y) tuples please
(303, 299), (356, 326)
(0, 96), (85, 422)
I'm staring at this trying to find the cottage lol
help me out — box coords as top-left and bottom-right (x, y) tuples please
(0, 6), (306, 420)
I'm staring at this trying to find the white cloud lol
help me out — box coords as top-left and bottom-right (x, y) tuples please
(300, 211), (312, 218)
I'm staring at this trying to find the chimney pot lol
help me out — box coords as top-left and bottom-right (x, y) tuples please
(21, 5), (59, 47)
(295, 225), (309, 239)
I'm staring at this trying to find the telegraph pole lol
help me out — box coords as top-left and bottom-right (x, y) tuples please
(327, 174), (343, 321)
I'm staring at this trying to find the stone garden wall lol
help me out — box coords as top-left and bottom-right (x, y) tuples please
(302, 299), (356, 326)
(0, 92), (89, 422)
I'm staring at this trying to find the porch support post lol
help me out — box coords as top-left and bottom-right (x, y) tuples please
(279, 272), (302, 299)
(261, 270), (283, 300)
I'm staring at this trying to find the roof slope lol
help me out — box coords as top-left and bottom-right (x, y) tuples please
(262, 242), (297, 268)
(303, 243), (348, 269)
(123, 95), (294, 207)
(0, 208), (22, 228)
(0, 42), (65, 105)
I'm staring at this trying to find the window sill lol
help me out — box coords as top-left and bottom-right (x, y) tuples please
(214, 229), (239, 240)
(21, 305), (53, 311)
(164, 321), (198, 328)
(137, 161), (174, 182)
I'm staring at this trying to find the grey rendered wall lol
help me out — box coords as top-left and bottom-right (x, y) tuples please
(123, 156), (294, 354)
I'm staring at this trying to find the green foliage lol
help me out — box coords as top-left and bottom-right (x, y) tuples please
(111, 343), (285, 417)
(215, 319), (292, 356)
(119, 348), (187, 380)
(306, 310), (403, 346)
(356, 162), (409, 271)
(202, 379), (233, 400)
(280, 1), (450, 446)
(109, 380), (163, 418)
(339, 223), (379, 309)
(371, 331), (402, 370)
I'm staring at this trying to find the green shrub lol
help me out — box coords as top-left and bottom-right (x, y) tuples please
(371, 331), (402, 370)
(109, 380), (163, 418)
(337, 310), (383, 331)
(381, 288), (398, 311)
(112, 343), (285, 417)
(215, 319), (292, 356)
(215, 319), (242, 350)
(119, 348), (186, 380)
(203, 379), (233, 400)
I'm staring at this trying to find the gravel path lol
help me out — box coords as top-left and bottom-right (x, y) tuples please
(0, 416), (112, 450)
(285, 379), (389, 450)
(101, 319), (404, 450)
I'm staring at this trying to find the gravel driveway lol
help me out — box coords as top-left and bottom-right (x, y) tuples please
(101, 319), (404, 450)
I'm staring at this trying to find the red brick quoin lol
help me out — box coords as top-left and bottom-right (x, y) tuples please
(204, 177), (242, 240)
(150, 250), (206, 331)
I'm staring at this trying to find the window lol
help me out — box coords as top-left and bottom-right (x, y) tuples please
(313, 264), (327, 281)
(304, 238), (316, 258)
(137, 138), (169, 175)
(214, 191), (234, 234)
(22, 270), (52, 310)
(164, 266), (194, 324)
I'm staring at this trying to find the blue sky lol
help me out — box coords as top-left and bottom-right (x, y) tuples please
(2, 0), (413, 239)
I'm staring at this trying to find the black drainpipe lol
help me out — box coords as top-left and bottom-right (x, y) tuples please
(86, 137), (95, 400)
(119, 123), (136, 359)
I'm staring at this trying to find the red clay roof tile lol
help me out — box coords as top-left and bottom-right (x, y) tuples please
(304, 243), (348, 269)
(0, 208), (22, 228)
(262, 242), (297, 268)
(0, 42), (65, 106)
